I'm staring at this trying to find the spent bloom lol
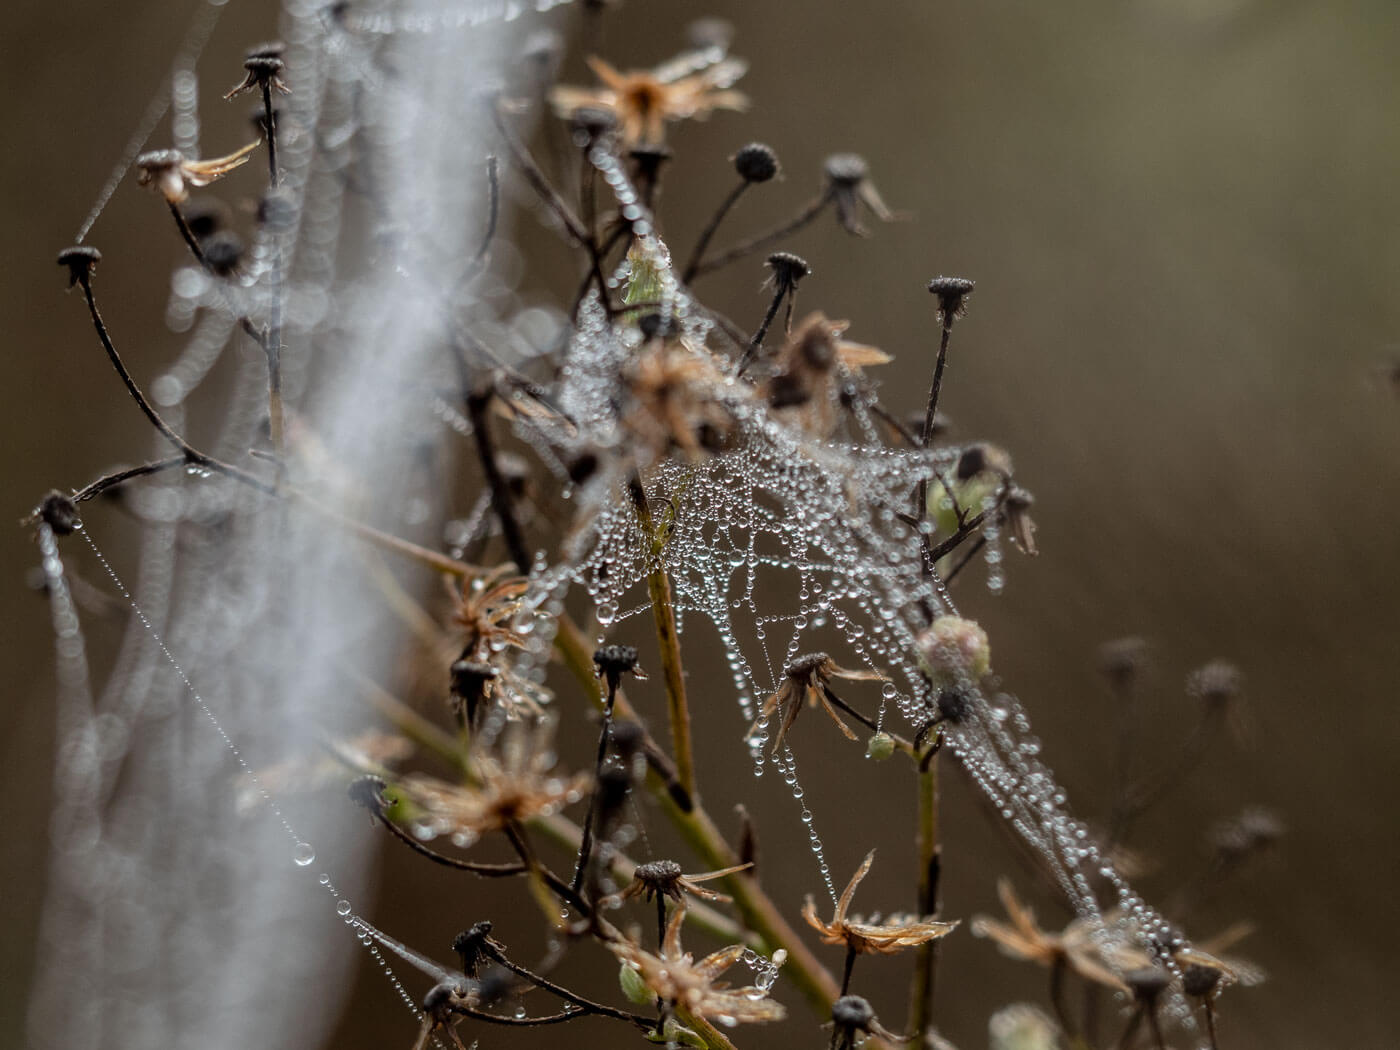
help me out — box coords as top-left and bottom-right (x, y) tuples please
(550, 50), (748, 146)
(607, 905), (786, 1025)
(803, 850), (958, 955)
(750, 651), (885, 754)
(605, 859), (752, 908)
(971, 879), (1129, 992)
(135, 142), (260, 203)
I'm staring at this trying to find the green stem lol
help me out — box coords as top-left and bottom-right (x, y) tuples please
(908, 754), (942, 1037)
(628, 476), (697, 802)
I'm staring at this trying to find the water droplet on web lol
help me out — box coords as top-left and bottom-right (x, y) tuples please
(337, 900), (352, 917)
(293, 842), (315, 867)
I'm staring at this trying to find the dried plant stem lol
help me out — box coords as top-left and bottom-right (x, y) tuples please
(261, 80), (280, 186)
(466, 388), (532, 573)
(689, 190), (832, 279)
(681, 180), (749, 283)
(628, 477), (696, 802)
(553, 615), (853, 1022)
(908, 756), (942, 1037)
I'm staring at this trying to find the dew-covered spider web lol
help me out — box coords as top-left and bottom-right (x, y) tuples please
(32, 0), (1209, 1047)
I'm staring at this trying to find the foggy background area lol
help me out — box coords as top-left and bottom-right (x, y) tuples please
(4, 1), (1399, 1048)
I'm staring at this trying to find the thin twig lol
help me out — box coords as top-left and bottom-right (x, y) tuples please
(681, 180), (749, 283)
(689, 189), (832, 280)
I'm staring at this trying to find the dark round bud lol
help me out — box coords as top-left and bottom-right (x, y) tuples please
(243, 55), (285, 81)
(1182, 964), (1223, 998)
(37, 491), (80, 536)
(57, 245), (102, 287)
(202, 231), (245, 277)
(955, 442), (1009, 481)
(347, 774), (387, 813)
(1098, 637), (1148, 689)
(831, 995), (875, 1030)
(936, 686), (971, 724)
(734, 142), (779, 183)
(824, 153), (869, 186)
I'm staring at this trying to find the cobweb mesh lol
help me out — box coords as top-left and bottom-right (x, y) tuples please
(29, 1), (567, 1048)
(31, 2), (1210, 1047)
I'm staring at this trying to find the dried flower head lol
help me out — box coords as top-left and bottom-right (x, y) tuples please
(135, 142), (261, 204)
(971, 879), (1130, 992)
(593, 644), (647, 693)
(1188, 659), (1243, 709)
(452, 921), (506, 979)
(606, 859), (751, 908)
(450, 564), (531, 661)
(1098, 636), (1150, 693)
(607, 906), (786, 1025)
(622, 338), (740, 461)
(1004, 484), (1038, 555)
(449, 660), (499, 728)
(551, 52), (748, 146)
(765, 251), (810, 294)
(824, 153), (896, 235)
(749, 651), (885, 754)
(927, 276), (975, 328)
(35, 490), (81, 536)
(225, 41), (291, 99)
(765, 313), (890, 431)
(396, 718), (588, 841)
(803, 849), (958, 955)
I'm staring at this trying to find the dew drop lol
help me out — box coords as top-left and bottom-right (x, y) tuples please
(293, 842), (315, 866)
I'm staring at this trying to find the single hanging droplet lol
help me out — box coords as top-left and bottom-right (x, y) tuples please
(293, 842), (315, 866)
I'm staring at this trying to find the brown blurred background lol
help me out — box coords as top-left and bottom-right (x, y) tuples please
(5, 0), (1400, 1048)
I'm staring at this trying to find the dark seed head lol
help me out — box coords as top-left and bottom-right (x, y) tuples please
(635, 858), (683, 885)
(928, 275), (975, 327)
(57, 245), (102, 287)
(243, 55), (285, 81)
(37, 491), (80, 536)
(734, 142), (780, 184)
(202, 231), (245, 277)
(765, 251), (810, 289)
(246, 41), (286, 63)
(452, 921), (500, 977)
(1182, 964), (1223, 998)
(824, 153), (869, 187)
(593, 644), (641, 678)
(347, 774), (387, 814)
(935, 685), (971, 724)
(786, 652), (829, 679)
(831, 995), (875, 1030)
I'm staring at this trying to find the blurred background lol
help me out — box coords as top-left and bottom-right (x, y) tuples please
(4, 0), (1399, 1048)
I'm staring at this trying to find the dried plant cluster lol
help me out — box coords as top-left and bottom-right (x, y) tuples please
(29, 8), (1280, 1050)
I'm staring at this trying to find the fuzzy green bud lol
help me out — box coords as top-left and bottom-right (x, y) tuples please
(618, 962), (652, 1005)
(919, 615), (991, 688)
(866, 731), (896, 761)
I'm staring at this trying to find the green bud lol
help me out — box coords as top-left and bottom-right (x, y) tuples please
(865, 731), (895, 761)
(989, 1003), (1060, 1050)
(618, 962), (652, 1005)
(646, 1019), (706, 1047)
(919, 615), (991, 687)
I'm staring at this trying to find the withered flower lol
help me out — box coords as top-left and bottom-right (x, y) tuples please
(971, 879), (1129, 992)
(593, 643), (648, 694)
(749, 652), (885, 754)
(765, 313), (891, 431)
(135, 142), (260, 203)
(823, 153), (896, 235)
(623, 338), (740, 460)
(550, 52), (748, 146)
(927, 276), (975, 328)
(450, 564), (531, 660)
(803, 849), (958, 955)
(606, 859), (752, 908)
(225, 42), (291, 99)
(396, 718), (588, 842)
(452, 921), (507, 979)
(607, 905), (786, 1025)
(1003, 484), (1038, 555)
(410, 976), (476, 1050)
